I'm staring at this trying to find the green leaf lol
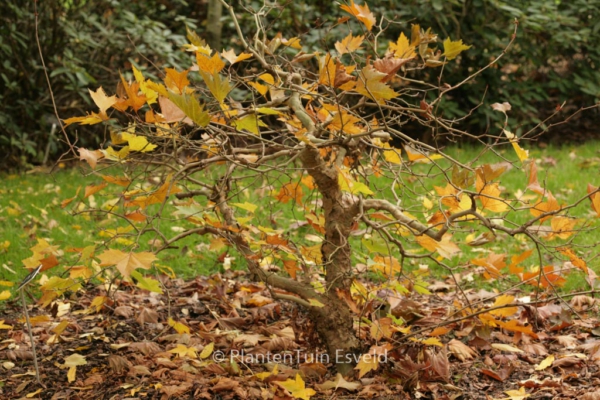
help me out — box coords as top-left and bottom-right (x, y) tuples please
(442, 38), (472, 60)
(233, 114), (266, 135)
(199, 71), (231, 104)
(256, 107), (281, 115)
(167, 91), (210, 127)
(131, 270), (163, 293)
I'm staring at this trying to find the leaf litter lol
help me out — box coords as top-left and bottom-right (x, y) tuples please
(2, 270), (600, 399)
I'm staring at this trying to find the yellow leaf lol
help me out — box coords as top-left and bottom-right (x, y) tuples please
(220, 49), (252, 65)
(335, 33), (365, 55)
(97, 249), (157, 279)
(355, 66), (399, 103)
(132, 66), (158, 105)
(168, 317), (190, 334)
(0, 280), (14, 287)
(340, 0), (376, 31)
(26, 388), (43, 398)
(67, 366), (77, 383)
(422, 197), (433, 210)
(231, 202), (258, 213)
(0, 290), (11, 301)
(63, 112), (107, 127)
(0, 320), (13, 329)
(168, 344), (197, 358)
(355, 353), (378, 378)
(199, 342), (214, 359)
(404, 144), (443, 163)
(89, 86), (117, 114)
(389, 32), (416, 59)
(248, 81), (268, 96)
(489, 295), (517, 317)
(479, 183), (508, 213)
(548, 216), (578, 240)
(503, 130), (529, 161)
(504, 386), (531, 400)
(535, 355), (554, 371)
(276, 373), (316, 400)
(491, 343), (524, 353)
(421, 337), (444, 347)
(383, 147), (402, 165)
(442, 38), (472, 60)
(121, 131), (157, 153)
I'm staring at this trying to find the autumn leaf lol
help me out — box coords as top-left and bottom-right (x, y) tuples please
(199, 342), (214, 359)
(503, 129), (529, 161)
(316, 373), (361, 391)
(97, 249), (157, 279)
(168, 317), (191, 334)
(132, 65), (158, 105)
(389, 32), (416, 59)
(168, 344), (197, 358)
(335, 33), (365, 55)
(167, 91), (210, 127)
(530, 192), (560, 221)
(276, 182), (304, 205)
(588, 183), (600, 217)
(83, 182), (108, 199)
(196, 52), (225, 75)
(489, 294), (517, 318)
(416, 234), (461, 259)
(442, 38), (472, 60)
(478, 183), (509, 213)
(232, 114), (266, 135)
(276, 373), (316, 400)
(340, 0), (376, 31)
(221, 49), (253, 65)
(78, 148), (103, 169)
(535, 355), (554, 371)
(548, 216), (578, 240)
(355, 65), (399, 103)
(164, 68), (190, 93)
(64, 353), (87, 383)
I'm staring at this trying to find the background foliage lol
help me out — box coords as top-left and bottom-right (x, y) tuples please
(2, 0), (600, 169)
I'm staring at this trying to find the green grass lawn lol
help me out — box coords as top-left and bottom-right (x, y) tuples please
(1, 142), (600, 296)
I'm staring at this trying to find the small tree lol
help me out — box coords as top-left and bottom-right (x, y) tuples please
(63, 1), (598, 374)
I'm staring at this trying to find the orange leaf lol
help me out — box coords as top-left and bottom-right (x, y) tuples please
(84, 182), (108, 199)
(587, 183), (600, 217)
(101, 175), (132, 187)
(340, 0), (376, 31)
(416, 234), (461, 259)
(196, 52), (225, 75)
(530, 192), (560, 222)
(276, 182), (303, 205)
(558, 247), (588, 274)
(164, 68), (190, 93)
(471, 252), (506, 280)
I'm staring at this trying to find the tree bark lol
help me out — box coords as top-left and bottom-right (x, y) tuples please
(206, 0), (222, 51)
